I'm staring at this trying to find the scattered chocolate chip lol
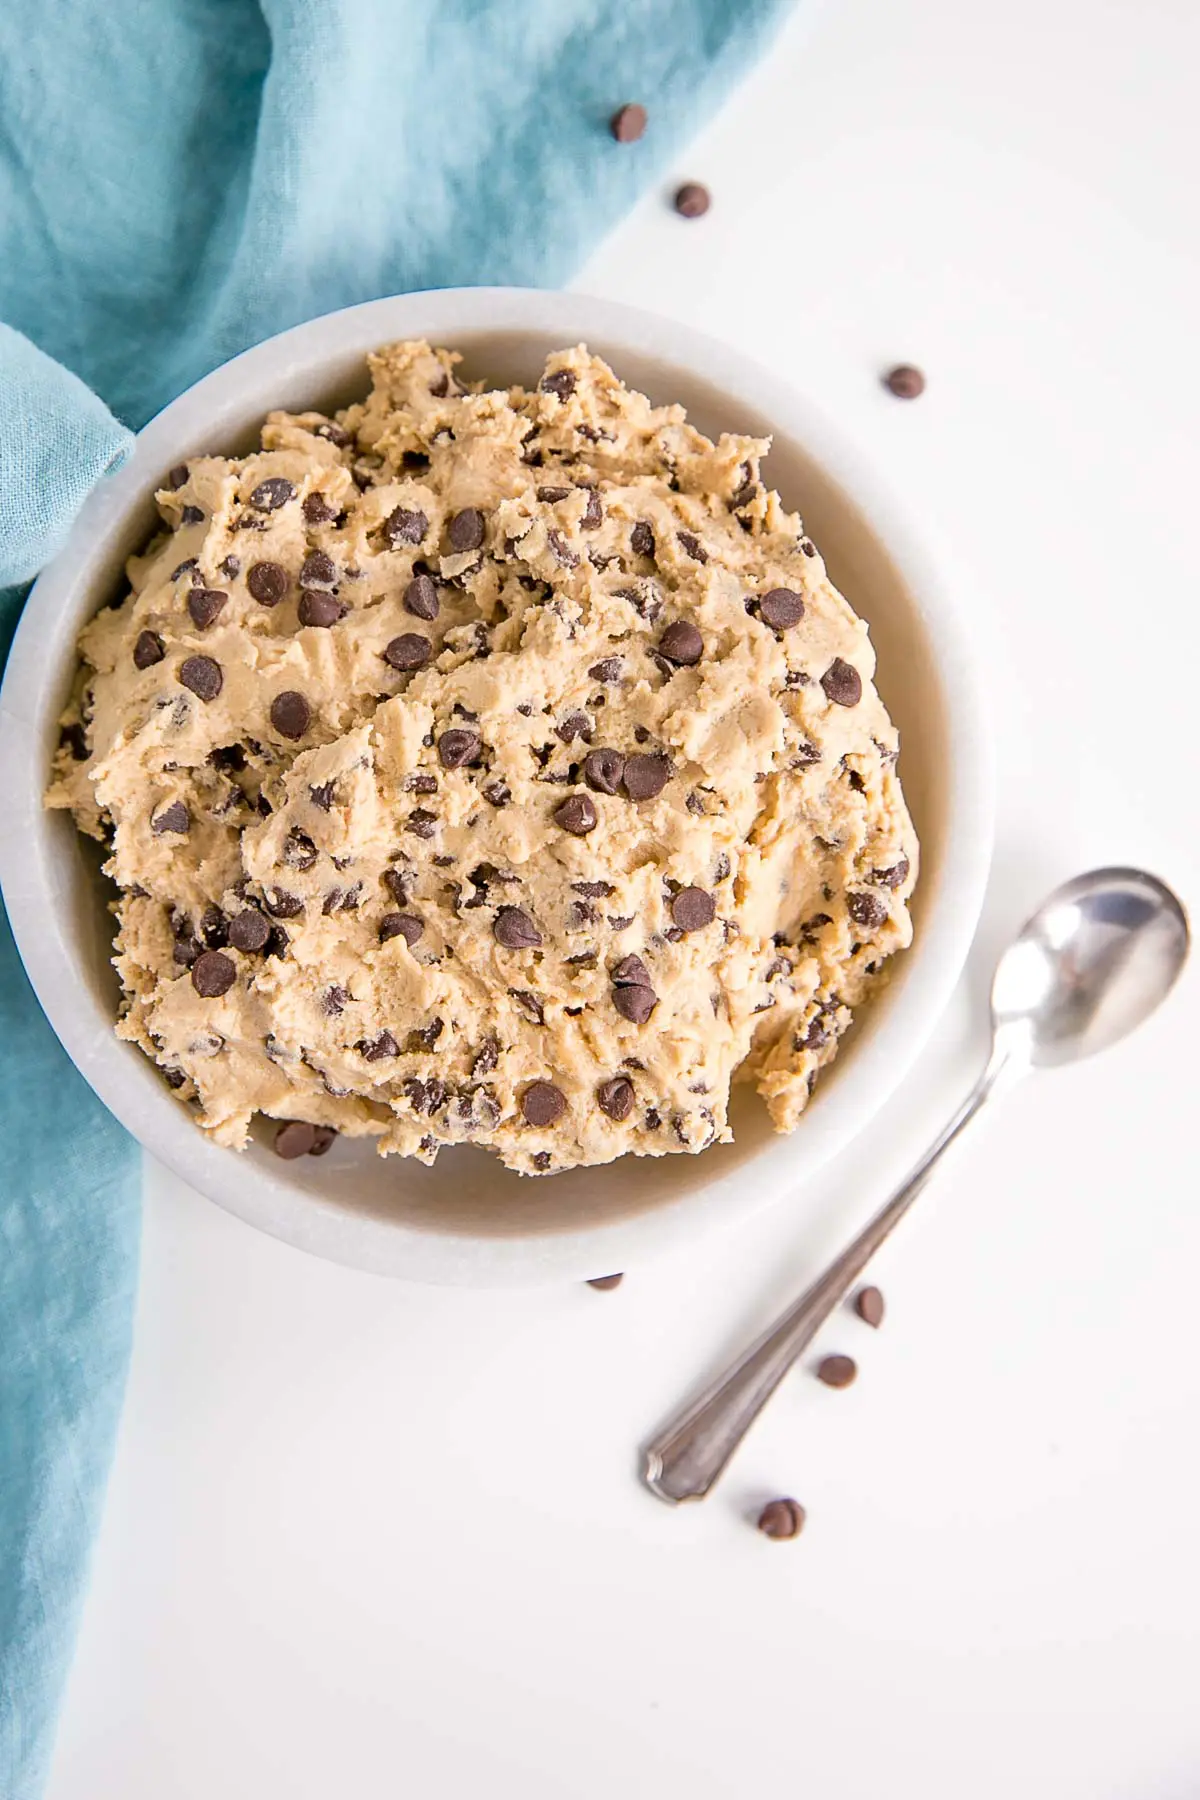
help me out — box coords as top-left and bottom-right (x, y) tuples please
(482, 779), (510, 808)
(407, 809), (438, 838)
(309, 1125), (337, 1155)
(274, 1120), (320, 1159)
(622, 752), (671, 800)
(379, 912), (424, 945)
(612, 983), (657, 1024)
(270, 690), (311, 740)
(190, 949), (236, 997)
(821, 658), (862, 707)
(134, 630), (165, 669)
(610, 102), (647, 142)
(359, 1031), (399, 1062)
(60, 723), (88, 761)
(167, 464), (189, 490)
(521, 1080), (566, 1126)
(248, 477), (295, 511)
(611, 954), (651, 987)
(676, 531), (707, 564)
(572, 881), (614, 899)
(384, 633), (432, 671)
(580, 487), (604, 529)
(583, 748), (624, 794)
(546, 528), (579, 569)
(384, 507), (428, 547)
(554, 794), (597, 835)
(587, 657), (623, 683)
(180, 505), (204, 525)
(816, 1353), (857, 1388)
(509, 989), (545, 1026)
(437, 727), (481, 768)
(854, 1285), (885, 1328)
(314, 420), (352, 446)
(179, 655), (222, 701)
(539, 369), (576, 401)
(152, 801), (189, 835)
(404, 774), (439, 798)
(629, 520), (656, 559)
(674, 181), (710, 218)
(447, 507), (484, 552)
(874, 857), (910, 889)
(596, 1076), (635, 1121)
(884, 364), (925, 399)
(302, 492), (337, 525)
(536, 485), (571, 503)
(759, 588), (805, 630)
(757, 1498), (805, 1540)
(218, 555), (241, 579)
(282, 828), (317, 871)
(847, 891), (888, 931)
(587, 1273), (624, 1291)
(494, 906), (542, 949)
(658, 620), (703, 666)
(297, 589), (345, 627)
(791, 741), (822, 768)
(671, 887), (715, 932)
(228, 909), (270, 952)
(300, 549), (337, 587)
(404, 573), (439, 620)
(171, 557), (199, 581)
(187, 588), (227, 630)
(263, 888), (303, 918)
(247, 561), (289, 606)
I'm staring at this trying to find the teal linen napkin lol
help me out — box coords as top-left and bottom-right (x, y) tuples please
(0, 2), (793, 1792)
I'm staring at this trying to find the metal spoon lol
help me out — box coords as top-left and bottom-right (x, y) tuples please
(641, 867), (1189, 1504)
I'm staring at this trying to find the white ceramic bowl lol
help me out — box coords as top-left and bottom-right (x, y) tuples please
(0, 290), (992, 1286)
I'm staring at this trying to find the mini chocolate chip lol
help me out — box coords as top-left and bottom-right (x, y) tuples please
(248, 477), (295, 511)
(384, 507), (428, 547)
(580, 486), (603, 529)
(172, 558), (198, 580)
(611, 954), (651, 987)
(282, 827), (317, 871)
(384, 633), (432, 671)
(298, 589), (345, 627)
(404, 573), (439, 619)
(760, 588), (805, 630)
(180, 505), (204, 525)
(302, 492), (337, 524)
(483, 779), (510, 808)
(167, 464), (189, 490)
(539, 369), (576, 401)
(179, 655), (222, 701)
(676, 531), (707, 563)
(671, 887), (715, 932)
(187, 588), (227, 629)
(274, 1120), (318, 1159)
(884, 364), (925, 399)
(821, 658), (863, 707)
(447, 507), (484, 552)
(816, 1353), (857, 1388)
(588, 657), (623, 682)
(622, 752), (671, 800)
(546, 529), (579, 568)
(152, 801), (190, 835)
(438, 727), (481, 768)
(218, 555), (241, 578)
(509, 989), (545, 1026)
(628, 523), (655, 564)
(847, 891), (888, 931)
(854, 1285), (886, 1328)
(359, 1031), (399, 1062)
(300, 549), (336, 586)
(757, 1499), (805, 1540)
(380, 912), (423, 945)
(521, 1080), (566, 1126)
(554, 794), (597, 835)
(228, 909), (270, 952)
(264, 888), (303, 918)
(247, 561), (289, 606)
(612, 983), (657, 1024)
(556, 711), (592, 745)
(792, 741), (822, 768)
(493, 906), (542, 949)
(610, 102), (647, 142)
(587, 1273), (624, 1290)
(270, 690), (311, 740)
(407, 809), (438, 838)
(536, 485), (571, 503)
(581, 748), (623, 794)
(572, 880), (614, 898)
(134, 630), (165, 669)
(658, 620), (703, 666)
(191, 949), (236, 997)
(674, 181), (710, 218)
(596, 1076), (635, 1121)
(875, 857), (910, 889)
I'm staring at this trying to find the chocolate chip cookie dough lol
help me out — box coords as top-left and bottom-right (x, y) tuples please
(48, 341), (917, 1174)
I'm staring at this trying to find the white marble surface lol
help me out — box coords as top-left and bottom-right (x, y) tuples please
(46, 1), (1200, 1794)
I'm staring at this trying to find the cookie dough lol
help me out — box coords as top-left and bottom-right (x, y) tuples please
(48, 341), (917, 1175)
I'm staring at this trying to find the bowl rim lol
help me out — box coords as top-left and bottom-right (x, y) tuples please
(0, 287), (994, 1285)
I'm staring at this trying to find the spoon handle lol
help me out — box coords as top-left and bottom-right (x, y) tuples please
(640, 1049), (1013, 1504)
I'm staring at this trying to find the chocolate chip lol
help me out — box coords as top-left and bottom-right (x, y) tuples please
(671, 887), (715, 932)
(493, 906), (542, 949)
(187, 588), (227, 629)
(447, 507), (484, 553)
(610, 102), (647, 142)
(509, 989), (545, 1026)
(579, 748), (623, 795)
(152, 801), (189, 835)
(674, 181), (710, 218)
(757, 1498), (805, 1540)
(167, 464), (189, 490)
(384, 507), (428, 547)
(622, 752), (671, 800)
(553, 794), (597, 835)
(274, 1120), (319, 1159)
(536, 485), (571, 503)
(264, 888), (303, 919)
(821, 658), (862, 707)
(270, 691), (311, 740)
(248, 477), (295, 511)
(407, 809), (438, 838)
(854, 1285), (885, 1328)
(228, 909), (270, 952)
(884, 364), (925, 399)
(539, 370), (576, 401)
(247, 561), (289, 606)
(587, 1274), (624, 1292)
(300, 549), (337, 587)
(437, 728), (481, 769)
(179, 655), (222, 701)
(298, 589), (345, 627)
(218, 555), (241, 579)
(302, 492), (337, 525)
(60, 723), (88, 761)
(521, 1080), (566, 1126)
(610, 954), (650, 988)
(816, 1353), (857, 1389)
(402, 573), (439, 621)
(596, 1076), (635, 1121)
(171, 558), (199, 581)
(309, 1126), (337, 1156)
(482, 780), (510, 808)
(384, 633), (432, 671)
(359, 1031), (399, 1062)
(190, 949), (236, 997)
(380, 912), (423, 945)
(306, 780), (334, 812)
(282, 827), (317, 871)
(580, 486), (604, 529)
(676, 531), (707, 563)
(546, 529), (579, 569)
(572, 881), (614, 899)
(791, 741), (822, 768)
(847, 891), (888, 931)
(180, 505), (204, 525)
(612, 983), (657, 1024)
(588, 657), (623, 683)
(629, 520), (656, 560)
(760, 588), (805, 630)
(555, 712), (592, 746)
(134, 630), (165, 669)
(658, 620), (703, 666)
(875, 857), (910, 889)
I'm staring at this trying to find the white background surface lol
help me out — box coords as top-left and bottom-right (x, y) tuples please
(46, 1), (1200, 1795)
